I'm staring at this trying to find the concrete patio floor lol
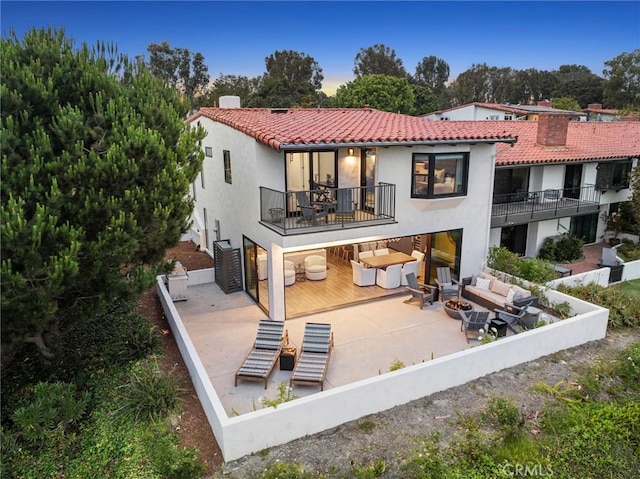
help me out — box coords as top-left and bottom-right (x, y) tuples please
(174, 283), (489, 416)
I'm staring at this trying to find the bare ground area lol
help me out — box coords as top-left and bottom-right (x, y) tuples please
(140, 241), (640, 478)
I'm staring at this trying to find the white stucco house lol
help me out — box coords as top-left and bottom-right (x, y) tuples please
(488, 114), (640, 256)
(186, 104), (518, 319)
(423, 101), (587, 122)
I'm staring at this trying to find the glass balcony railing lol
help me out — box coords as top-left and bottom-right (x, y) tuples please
(260, 183), (396, 235)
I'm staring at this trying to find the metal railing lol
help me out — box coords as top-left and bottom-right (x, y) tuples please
(260, 183), (396, 234)
(491, 184), (600, 226)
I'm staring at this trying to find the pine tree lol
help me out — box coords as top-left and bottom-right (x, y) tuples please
(1, 28), (204, 357)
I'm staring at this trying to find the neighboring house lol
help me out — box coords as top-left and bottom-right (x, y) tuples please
(423, 101), (587, 122)
(581, 103), (640, 122)
(186, 104), (516, 319)
(489, 114), (640, 256)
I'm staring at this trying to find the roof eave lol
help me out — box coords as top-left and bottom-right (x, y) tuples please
(278, 137), (517, 151)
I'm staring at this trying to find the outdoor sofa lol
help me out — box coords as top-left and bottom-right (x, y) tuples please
(461, 271), (538, 311)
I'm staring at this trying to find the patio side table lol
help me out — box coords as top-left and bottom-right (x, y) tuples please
(280, 347), (297, 371)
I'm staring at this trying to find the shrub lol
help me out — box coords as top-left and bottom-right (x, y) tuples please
(617, 239), (640, 261)
(482, 397), (522, 440)
(115, 358), (182, 422)
(539, 233), (583, 262)
(10, 381), (90, 446)
(613, 342), (640, 390)
(260, 462), (316, 479)
(557, 283), (640, 328)
(487, 246), (556, 284)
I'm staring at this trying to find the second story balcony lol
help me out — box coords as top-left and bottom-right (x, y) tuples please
(260, 183), (396, 235)
(491, 184), (601, 228)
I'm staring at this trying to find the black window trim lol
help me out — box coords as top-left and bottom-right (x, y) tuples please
(596, 158), (633, 191)
(411, 152), (470, 199)
(223, 149), (232, 184)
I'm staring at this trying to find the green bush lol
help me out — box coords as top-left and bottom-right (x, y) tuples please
(487, 246), (556, 284)
(10, 381), (90, 446)
(115, 358), (182, 422)
(617, 239), (640, 261)
(557, 282), (640, 328)
(613, 342), (640, 390)
(539, 233), (583, 262)
(482, 397), (522, 440)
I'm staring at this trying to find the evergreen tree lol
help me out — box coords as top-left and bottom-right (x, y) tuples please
(353, 44), (407, 78)
(334, 74), (414, 114)
(1, 28), (204, 357)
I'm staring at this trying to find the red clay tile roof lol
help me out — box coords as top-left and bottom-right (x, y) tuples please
(494, 120), (640, 166)
(188, 107), (516, 150)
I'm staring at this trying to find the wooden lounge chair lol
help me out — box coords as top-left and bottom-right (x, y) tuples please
(436, 267), (462, 302)
(403, 272), (436, 309)
(235, 320), (288, 389)
(290, 322), (334, 391)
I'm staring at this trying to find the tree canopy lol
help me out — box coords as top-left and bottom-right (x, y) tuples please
(334, 74), (414, 114)
(1, 28), (204, 357)
(603, 49), (640, 109)
(139, 41), (210, 108)
(353, 44), (407, 78)
(250, 50), (325, 107)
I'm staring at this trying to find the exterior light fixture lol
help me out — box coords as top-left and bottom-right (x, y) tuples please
(348, 148), (354, 156)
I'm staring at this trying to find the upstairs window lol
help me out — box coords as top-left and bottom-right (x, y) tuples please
(596, 160), (632, 190)
(412, 153), (469, 199)
(223, 150), (232, 184)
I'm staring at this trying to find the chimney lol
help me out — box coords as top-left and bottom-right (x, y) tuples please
(537, 100), (552, 108)
(219, 95), (241, 108)
(587, 103), (603, 110)
(537, 114), (569, 148)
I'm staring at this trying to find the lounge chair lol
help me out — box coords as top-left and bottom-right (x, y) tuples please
(295, 191), (329, 225)
(436, 267), (461, 302)
(403, 272), (436, 309)
(460, 310), (490, 342)
(290, 322), (334, 391)
(235, 320), (288, 389)
(493, 301), (533, 334)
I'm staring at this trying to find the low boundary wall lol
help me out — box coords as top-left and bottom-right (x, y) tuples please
(157, 276), (609, 462)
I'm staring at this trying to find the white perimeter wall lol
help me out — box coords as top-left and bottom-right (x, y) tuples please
(157, 275), (609, 462)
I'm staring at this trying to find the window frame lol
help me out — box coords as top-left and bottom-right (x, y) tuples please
(205, 146), (213, 157)
(223, 150), (232, 184)
(411, 152), (470, 199)
(596, 159), (633, 191)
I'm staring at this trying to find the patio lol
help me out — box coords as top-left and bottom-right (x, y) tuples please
(174, 282), (488, 416)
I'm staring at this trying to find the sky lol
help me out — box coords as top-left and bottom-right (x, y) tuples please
(2, 1), (639, 95)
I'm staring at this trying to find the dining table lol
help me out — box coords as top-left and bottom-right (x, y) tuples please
(358, 251), (416, 269)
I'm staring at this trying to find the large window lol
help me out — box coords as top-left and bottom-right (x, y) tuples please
(596, 160), (632, 190)
(493, 167), (530, 203)
(223, 150), (232, 184)
(412, 153), (469, 198)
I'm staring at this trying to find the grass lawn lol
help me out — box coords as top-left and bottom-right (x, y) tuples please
(614, 278), (640, 300)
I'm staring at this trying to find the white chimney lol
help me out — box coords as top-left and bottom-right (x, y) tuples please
(219, 95), (241, 108)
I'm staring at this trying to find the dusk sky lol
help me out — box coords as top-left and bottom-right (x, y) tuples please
(2, 1), (639, 94)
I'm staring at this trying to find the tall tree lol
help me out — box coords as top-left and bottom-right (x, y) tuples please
(552, 64), (603, 108)
(511, 68), (558, 105)
(353, 44), (407, 78)
(1, 28), (204, 357)
(413, 55), (450, 93)
(603, 49), (640, 109)
(334, 74), (414, 114)
(143, 41), (210, 106)
(252, 50), (324, 107)
(201, 74), (260, 107)
(410, 84), (438, 115)
(552, 97), (581, 111)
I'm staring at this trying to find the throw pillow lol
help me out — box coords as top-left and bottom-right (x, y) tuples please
(441, 281), (453, 291)
(470, 274), (478, 286)
(512, 285), (531, 299)
(476, 277), (491, 291)
(506, 288), (516, 304)
(490, 279), (512, 297)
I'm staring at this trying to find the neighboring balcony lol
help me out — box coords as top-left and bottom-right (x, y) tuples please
(260, 183), (396, 235)
(491, 184), (601, 228)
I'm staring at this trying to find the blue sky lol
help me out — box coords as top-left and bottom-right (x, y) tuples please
(2, 1), (639, 94)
